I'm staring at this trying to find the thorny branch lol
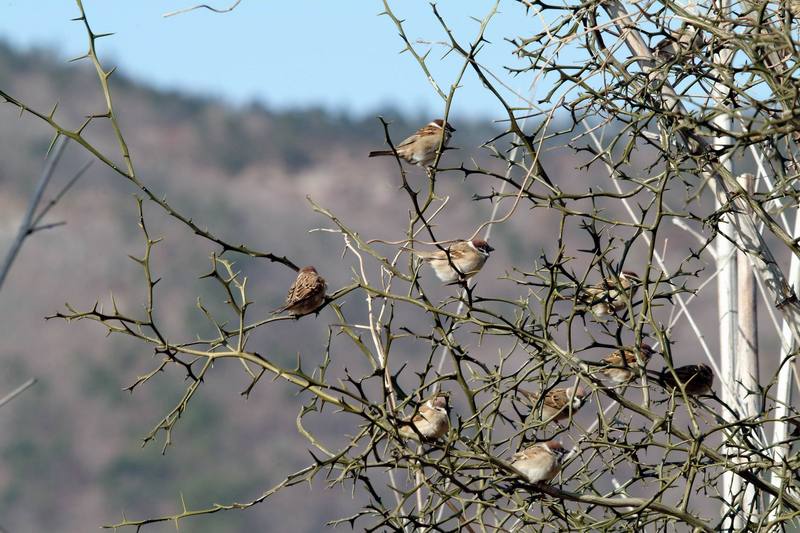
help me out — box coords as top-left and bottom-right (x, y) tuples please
(7, 0), (800, 531)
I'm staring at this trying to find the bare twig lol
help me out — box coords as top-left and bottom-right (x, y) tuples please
(0, 138), (68, 293)
(163, 0), (243, 18)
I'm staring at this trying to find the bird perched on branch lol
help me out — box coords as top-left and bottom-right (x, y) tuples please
(272, 266), (327, 317)
(518, 386), (589, 423)
(511, 441), (568, 484)
(403, 239), (494, 284)
(600, 343), (655, 383)
(558, 271), (642, 315)
(369, 118), (455, 168)
(398, 394), (450, 441)
(658, 364), (714, 396)
(653, 24), (704, 62)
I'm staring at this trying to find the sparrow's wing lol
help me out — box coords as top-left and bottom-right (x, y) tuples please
(284, 271), (326, 309)
(676, 365), (705, 384)
(673, 365), (694, 380)
(587, 277), (622, 293)
(654, 32), (681, 59)
(447, 241), (471, 256)
(411, 404), (435, 423)
(659, 371), (674, 388)
(410, 412), (427, 423)
(545, 389), (568, 409)
(396, 124), (443, 148)
(580, 285), (606, 301)
(602, 350), (622, 366)
(518, 446), (546, 462)
(661, 366), (713, 395)
(434, 243), (472, 273)
(623, 350), (638, 365)
(608, 349), (639, 367)
(426, 242), (469, 261)
(659, 367), (686, 388)
(270, 279), (299, 313)
(511, 450), (528, 462)
(284, 279), (299, 303)
(400, 405), (438, 438)
(395, 132), (420, 149)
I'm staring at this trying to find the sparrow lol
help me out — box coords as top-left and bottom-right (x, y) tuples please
(368, 119), (456, 168)
(518, 386), (589, 423)
(511, 441), (569, 484)
(653, 24), (704, 62)
(789, 0), (800, 17)
(560, 271), (641, 316)
(658, 364), (714, 396)
(600, 343), (655, 383)
(398, 394), (450, 441)
(272, 266), (327, 316)
(404, 239), (494, 284)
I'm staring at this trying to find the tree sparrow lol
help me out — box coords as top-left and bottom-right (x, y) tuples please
(272, 266), (327, 316)
(600, 343), (655, 383)
(653, 24), (704, 61)
(399, 394), (450, 441)
(658, 364), (714, 396)
(404, 239), (494, 284)
(511, 441), (569, 484)
(518, 386), (589, 423)
(563, 271), (642, 315)
(368, 119), (455, 168)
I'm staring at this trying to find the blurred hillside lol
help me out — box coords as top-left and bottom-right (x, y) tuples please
(0, 41), (544, 533)
(0, 40), (746, 532)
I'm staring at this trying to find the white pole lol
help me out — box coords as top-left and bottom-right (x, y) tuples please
(736, 173), (759, 524)
(708, 0), (739, 526)
(771, 209), (800, 520)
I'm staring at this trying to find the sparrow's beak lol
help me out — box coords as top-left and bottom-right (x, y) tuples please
(447, 124), (456, 132)
(486, 244), (495, 252)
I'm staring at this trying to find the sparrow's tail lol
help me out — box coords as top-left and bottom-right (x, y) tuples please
(646, 369), (670, 387)
(398, 424), (420, 441)
(270, 303), (289, 315)
(517, 388), (538, 404)
(577, 360), (594, 374)
(400, 246), (433, 261)
(444, 272), (478, 286)
(368, 150), (395, 158)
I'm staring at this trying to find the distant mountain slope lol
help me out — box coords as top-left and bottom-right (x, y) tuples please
(0, 36), (729, 533)
(0, 41), (519, 533)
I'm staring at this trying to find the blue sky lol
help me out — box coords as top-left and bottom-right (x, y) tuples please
(0, 1), (541, 119)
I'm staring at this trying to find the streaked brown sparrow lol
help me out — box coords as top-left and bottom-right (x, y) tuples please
(399, 394), (450, 441)
(519, 386), (589, 423)
(511, 441), (568, 484)
(654, 24), (703, 61)
(600, 343), (655, 383)
(272, 266), (327, 316)
(369, 119), (455, 168)
(404, 239), (494, 284)
(659, 364), (714, 396)
(563, 271), (641, 315)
